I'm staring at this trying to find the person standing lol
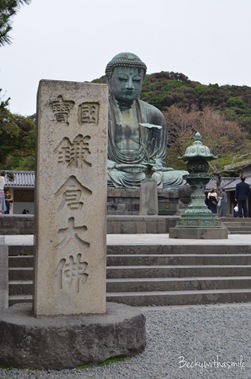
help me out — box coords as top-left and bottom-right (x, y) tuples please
(207, 188), (218, 214)
(0, 171), (6, 214)
(235, 176), (250, 218)
(4, 190), (13, 214)
(219, 188), (227, 217)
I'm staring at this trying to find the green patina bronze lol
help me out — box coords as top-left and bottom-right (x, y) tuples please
(176, 132), (221, 227)
(106, 52), (187, 189)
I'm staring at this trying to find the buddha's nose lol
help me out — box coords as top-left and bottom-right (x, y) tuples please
(126, 78), (134, 89)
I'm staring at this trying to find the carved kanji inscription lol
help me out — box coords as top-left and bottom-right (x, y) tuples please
(49, 95), (75, 124)
(54, 134), (92, 168)
(78, 102), (99, 125)
(56, 253), (89, 292)
(55, 175), (92, 211)
(56, 217), (90, 249)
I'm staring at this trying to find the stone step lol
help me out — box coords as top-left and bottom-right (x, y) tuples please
(12, 288), (251, 307)
(107, 244), (251, 255)
(9, 253), (251, 269)
(9, 275), (251, 297)
(9, 256), (34, 267)
(223, 221), (251, 234)
(11, 253), (251, 269)
(9, 294), (32, 306)
(9, 280), (33, 295)
(106, 276), (251, 292)
(8, 245), (34, 256)
(224, 220), (251, 225)
(9, 276), (251, 296)
(106, 288), (251, 306)
(225, 225), (251, 229)
(228, 230), (251, 234)
(106, 265), (251, 279)
(7, 244), (251, 255)
(9, 267), (33, 281)
(10, 264), (251, 281)
(107, 254), (251, 266)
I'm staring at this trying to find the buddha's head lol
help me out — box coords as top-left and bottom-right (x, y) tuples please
(105, 52), (147, 104)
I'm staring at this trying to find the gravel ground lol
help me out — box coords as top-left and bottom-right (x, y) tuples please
(0, 303), (251, 379)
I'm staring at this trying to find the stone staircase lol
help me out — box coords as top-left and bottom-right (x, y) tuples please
(9, 247), (33, 305)
(222, 217), (251, 234)
(8, 243), (251, 307)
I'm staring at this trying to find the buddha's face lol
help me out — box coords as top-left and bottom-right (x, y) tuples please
(108, 67), (144, 103)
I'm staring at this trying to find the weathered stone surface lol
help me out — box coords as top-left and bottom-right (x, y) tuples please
(0, 215), (34, 235)
(107, 215), (178, 234)
(0, 302), (146, 370)
(0, 243), (8, 308)
(34, 80), (108, 316)
(0, 214), (181, 235)
(169, 226), (228, 239)
(139, 179), (158, 215)
(107, 187), (180, 215)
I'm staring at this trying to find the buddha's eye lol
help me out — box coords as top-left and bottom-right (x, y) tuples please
(133, 76), (142, 82)
(118, 75), (128, 81)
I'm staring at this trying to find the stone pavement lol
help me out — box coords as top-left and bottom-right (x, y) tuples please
(2, 233), (250, 246)
(107, 233), (251, 246)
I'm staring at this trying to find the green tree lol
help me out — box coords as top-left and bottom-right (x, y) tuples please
(0, 106), (35, 167)
(0, 0), (31, 46)
(0, 0), (34, 169)
(0, 88), (10, 108)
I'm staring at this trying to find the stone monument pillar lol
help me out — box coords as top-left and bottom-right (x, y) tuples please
(34, 80), (108, 316)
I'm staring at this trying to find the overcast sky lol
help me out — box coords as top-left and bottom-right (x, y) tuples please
(1, 0), (251, 116)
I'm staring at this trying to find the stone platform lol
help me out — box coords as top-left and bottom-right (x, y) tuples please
(169, 225), (228, 239)
(0, 302), (146, 370)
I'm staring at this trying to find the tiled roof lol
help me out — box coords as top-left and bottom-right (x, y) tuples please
(224, 177), (251, 191)
(205, 177), (238, 192)
(2, 170), (248, 192)
(4, 171), (35, 188)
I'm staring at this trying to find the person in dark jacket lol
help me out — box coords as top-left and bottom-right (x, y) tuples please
(235, 176), (250, 218)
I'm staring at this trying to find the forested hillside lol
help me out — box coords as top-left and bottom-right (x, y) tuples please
(141, 71), (251, 135)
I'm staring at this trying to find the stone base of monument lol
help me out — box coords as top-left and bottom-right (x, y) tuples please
(0, 302), (146, 370)
(169, 226), (228, 239)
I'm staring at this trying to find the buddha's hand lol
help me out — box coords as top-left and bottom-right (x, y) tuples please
(115, 163), (147, 172)
(150, 159), (174, 172)
(151, 164), (174, 172)
(160, 167), (174, 172)
(107, 160), (117, 169)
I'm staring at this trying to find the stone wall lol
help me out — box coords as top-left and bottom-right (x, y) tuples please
(0, 215), (34, 235)
(107, 188), (180, 215)
(0, 214), (180, 235)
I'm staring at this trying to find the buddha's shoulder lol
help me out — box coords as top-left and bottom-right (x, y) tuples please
(138, 100), (163, 115)
(138, 100), (165, 122)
